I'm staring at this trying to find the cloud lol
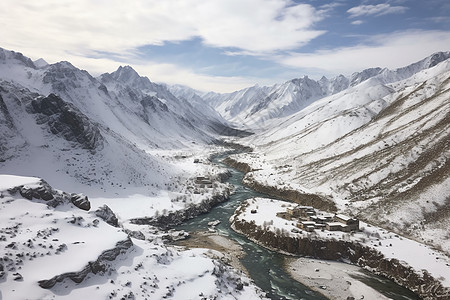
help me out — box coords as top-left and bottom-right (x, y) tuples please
(351, 20), (365, 25)
(347, 3), (408, 18)
(0, 0), (325, 57)
(0, 0), (328, 92)
(277, 30), (450, 76)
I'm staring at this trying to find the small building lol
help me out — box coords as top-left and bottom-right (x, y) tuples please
(299, 221), (316, 231)
(313, 215), (333, 224)
(287, 205), (316, 219)
(334, 214), (359, 231)
(305, 225), (315, 232)
(326, 222), (343, 231)
(314, 223), (326, 230)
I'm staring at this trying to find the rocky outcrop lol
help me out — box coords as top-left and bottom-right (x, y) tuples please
(38, 237), (133, 289)
(231, 217), (450, 300)
(7, 179), (92, 211)
(27, 93), (103, 150)
(70, 193), (91, 211)
(95, 205), (119, 227)
(0, 262), (5, 279)
(130, 191), (231, 229)
(11, 180), (55, 201)
(223, 157), (337, 212)
(223, 157), (254, 174)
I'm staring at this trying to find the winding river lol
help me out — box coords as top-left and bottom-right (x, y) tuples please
(175, 153), (419, 300)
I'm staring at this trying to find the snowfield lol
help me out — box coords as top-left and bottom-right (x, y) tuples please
(0, 175), (266, 300)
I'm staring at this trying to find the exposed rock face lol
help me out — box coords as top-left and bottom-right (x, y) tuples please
(38, 237), (133, 289)
(130, 191), (231, 229)
(95, 205), (119, 227)
(27, 93), (103, 150)
(70, 193), (91, 211)
(14, 181), (54, 201)
(223, 157), (254, 174)
(223, 157), (337, 212)
(0, 262), (5, 279)
(231, 218), (450, 300)
(7, 179), (91, 211)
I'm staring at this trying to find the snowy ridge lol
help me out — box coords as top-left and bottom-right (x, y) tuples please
(195, 51), (450, 129)
(230, 55), (450, 254)
(0, 46), (242, 193)
(0, 46), (267, 299)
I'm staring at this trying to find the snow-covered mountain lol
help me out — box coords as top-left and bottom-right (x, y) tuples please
(0, 175), (266, 300)
(2, 45), (450, 299)
(198, 52), (450, 130)
(0, 47), (245, 194)
(0, 47), (267, 299)
(227, 54), (450, 253)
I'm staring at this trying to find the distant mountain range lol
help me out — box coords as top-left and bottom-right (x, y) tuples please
(219, 51), (450, 253)
(1, 46), (449, 254)
(170, 51), (450, 130)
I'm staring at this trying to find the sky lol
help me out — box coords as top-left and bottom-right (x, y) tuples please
(1, 0), (450, 92)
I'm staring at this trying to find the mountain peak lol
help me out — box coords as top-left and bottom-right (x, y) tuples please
(113, 65), (141, 82)
(34, 58), (49, 68)
(0, 47), (36, 69)
(109, 65), (154, 90)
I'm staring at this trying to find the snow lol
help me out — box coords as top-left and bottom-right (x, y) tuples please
(287, 258), (391, 300)
(0, 175), (266, 300)
(0, 174), (41, 190)
(227, 56), (450, 254)
(2, 46), (450, 299)
(232, 197), (450, 288)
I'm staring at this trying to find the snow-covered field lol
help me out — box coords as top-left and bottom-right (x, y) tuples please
(231, 197), (450, 291)
(0, 175), (266, 300)
(286, 257), (392, 300)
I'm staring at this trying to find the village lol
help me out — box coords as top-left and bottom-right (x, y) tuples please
(276, 205), (360, 233)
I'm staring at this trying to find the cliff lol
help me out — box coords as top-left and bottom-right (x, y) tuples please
(231, 216), (450, 300)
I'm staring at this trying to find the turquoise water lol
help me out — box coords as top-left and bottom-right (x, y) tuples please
(175, 153), (419, 300)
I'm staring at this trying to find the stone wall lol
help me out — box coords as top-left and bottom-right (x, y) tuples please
(231, 217), (450, 300)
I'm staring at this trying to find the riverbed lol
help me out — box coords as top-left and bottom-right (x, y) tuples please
(174, 153), (419, 300)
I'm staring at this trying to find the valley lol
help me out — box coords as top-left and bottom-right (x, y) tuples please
(1, 47), (450, 299)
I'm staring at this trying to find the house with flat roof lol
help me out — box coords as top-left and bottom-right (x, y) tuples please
(334, 214), (359, 231)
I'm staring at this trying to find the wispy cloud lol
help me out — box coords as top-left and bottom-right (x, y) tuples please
(277, 30), (450, 76)
(347, 3), (408, 18)
(0, 0), (327, 91)
(351, 20), (365, 25)
(0, 0), (325, 57)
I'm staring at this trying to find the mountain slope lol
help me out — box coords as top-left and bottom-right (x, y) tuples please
(229, 56), (450, 253)
(202, 51), (450, 130)
(0, 47), (247, 191)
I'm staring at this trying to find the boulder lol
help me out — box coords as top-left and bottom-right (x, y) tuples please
(70, 193), (91, 211)
(95, 205), (119, 227)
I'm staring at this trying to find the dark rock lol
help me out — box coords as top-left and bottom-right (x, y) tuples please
(7, 179), (94, 211)
(70, 193), (91, 211)
(124, 230), (145, 240)
(95, 205), (119, 227)
(0, 262), (4, 279)
(13, 272), (23, 281)
(38, 237), (133, 289)
(28, 93), (103, 150)
(8, 179), (54, 201)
